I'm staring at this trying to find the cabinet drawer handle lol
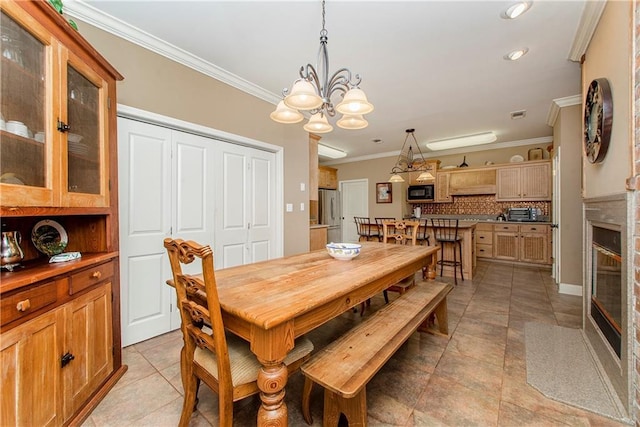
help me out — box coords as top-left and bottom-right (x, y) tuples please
(16, 299), (31, 312)
(531, 227), (537, 231)
(91, 271), (102, 279)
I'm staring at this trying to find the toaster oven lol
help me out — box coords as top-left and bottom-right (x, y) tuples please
(507, 207), (539, 222)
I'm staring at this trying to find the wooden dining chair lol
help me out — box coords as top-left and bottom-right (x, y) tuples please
(163, 238), (314, 427)
(360, 220), (421, 315)
(354, 216), (379, 241)
(374, 217), (396, 242)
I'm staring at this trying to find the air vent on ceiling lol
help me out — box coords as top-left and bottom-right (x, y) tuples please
(510, 110), (526, 119)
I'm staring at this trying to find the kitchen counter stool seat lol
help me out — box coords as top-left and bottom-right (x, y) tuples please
(354, 216), (379, 242)
(430, 219), (464, 285)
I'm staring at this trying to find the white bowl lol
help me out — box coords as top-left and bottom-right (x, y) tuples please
(326, 243), (361, 261)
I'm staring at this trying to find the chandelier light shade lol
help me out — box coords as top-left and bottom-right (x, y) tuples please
(337, 114), (368, 130)
(388, 129), (431, 183)
(271, 0), (373, 133)
(270, 100), (305, 124)
(303, 112), (333, 133)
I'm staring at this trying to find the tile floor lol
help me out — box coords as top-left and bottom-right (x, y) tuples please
(83, 261), (629, 426)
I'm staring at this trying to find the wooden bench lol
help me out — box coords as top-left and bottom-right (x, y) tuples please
(300, 281), (454, 426)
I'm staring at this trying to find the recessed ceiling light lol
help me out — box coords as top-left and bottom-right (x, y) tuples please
(504, 48), (529, 61)
(501, 1), (532, 19)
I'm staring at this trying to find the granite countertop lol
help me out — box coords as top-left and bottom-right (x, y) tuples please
(405, 214), (553, 226)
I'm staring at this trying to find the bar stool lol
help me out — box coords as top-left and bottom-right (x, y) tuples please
(430, 218), (464, 285)
(374, 217), (395, 241)
(354, 217), (379, 242)
(415, 219), (430, 246)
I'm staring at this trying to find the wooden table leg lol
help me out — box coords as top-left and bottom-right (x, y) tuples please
(256, 359), (288, 426)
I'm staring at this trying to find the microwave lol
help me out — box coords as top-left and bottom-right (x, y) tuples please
(407, 184), (434, 201)
(507, 207), (539, 222)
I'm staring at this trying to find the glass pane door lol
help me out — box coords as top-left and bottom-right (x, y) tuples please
(67, 66), (100, 194)
(0, 11), (46, 188)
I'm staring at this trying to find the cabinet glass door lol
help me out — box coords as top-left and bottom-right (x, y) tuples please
(67, 66), (100, 195)
(0, 11), (47, 189)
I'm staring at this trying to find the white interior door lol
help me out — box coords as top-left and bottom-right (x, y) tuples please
(340, 179), (369, 243)
(214, 143), (277, 268)
(118, 118), (173, 346)
(118, 118), (215, 346)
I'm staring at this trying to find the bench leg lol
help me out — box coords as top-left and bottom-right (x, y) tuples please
(418, 298), (449, 337)
(323, 388), (367, 427)
(302, 376), (314, 425)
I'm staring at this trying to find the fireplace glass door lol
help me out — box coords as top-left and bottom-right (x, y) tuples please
(591, 225), (622, 357)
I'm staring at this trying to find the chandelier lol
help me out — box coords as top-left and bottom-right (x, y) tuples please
(388, 129), (435, 183)
(270, 0), (374, 133)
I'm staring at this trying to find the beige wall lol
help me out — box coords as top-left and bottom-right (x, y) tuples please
(555, 104), (583, 287)
(582, 1), (632, 198)
(331, 142), (552, 220)
(76, 21), (311, 255)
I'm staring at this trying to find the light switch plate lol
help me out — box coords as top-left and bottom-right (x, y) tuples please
(300, 183), (305, 191)
(300, 202), (305, 211)
(286, 203), (293, 212)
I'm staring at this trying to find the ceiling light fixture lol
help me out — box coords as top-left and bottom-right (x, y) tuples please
(501, 1), (532, 19)
(388, 129), (434, 183)
(504, 48), (529, 61)
(270, 0), (373, 133)
(318, 144), (347, 159)
(425, 131), (497, 151)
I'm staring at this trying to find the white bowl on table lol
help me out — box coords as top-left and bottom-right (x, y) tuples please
(326, 243), (361, 261)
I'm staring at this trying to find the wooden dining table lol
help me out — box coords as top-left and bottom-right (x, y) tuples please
(178, 241), (439, 426)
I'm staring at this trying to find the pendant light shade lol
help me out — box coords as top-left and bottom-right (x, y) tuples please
(336, 114), (368, 130)
(336, 88), (374, 115)
(416, 171), (435, 182)
(303, 113), (333, 133)
(284, 80), (323, 110)
(270, 100), (304, 124)
(388, 174), (405, 183)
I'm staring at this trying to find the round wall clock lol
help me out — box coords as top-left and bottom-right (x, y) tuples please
(583, 78), (613, 164)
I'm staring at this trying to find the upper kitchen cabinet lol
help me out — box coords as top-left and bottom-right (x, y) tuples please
(318, 165), (338, 189)
(495, 160), (551, 201)
(0, 1), (122, 208)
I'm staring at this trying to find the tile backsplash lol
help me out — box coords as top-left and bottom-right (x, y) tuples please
(414, 195), (550, 217)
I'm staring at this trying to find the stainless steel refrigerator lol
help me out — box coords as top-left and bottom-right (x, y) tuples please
(318, 189), (342, 243)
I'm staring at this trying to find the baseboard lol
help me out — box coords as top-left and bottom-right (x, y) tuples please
(559, 282), (582, 296)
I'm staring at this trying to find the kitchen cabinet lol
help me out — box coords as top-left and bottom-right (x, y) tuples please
(435, 172), (452, 203)
(448, 168), (496, 195)
(475, 223), (493, 258)
(318, 165), (338, 189)
(495, 161), (551, 201)
(310, 225), (328, 251)
(493, 223), (550, 264)
(0, 1), (124, 425)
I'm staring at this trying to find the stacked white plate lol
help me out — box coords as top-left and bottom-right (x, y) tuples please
(6, 121), (29, 137)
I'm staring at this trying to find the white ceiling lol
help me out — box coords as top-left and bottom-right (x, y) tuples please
(69, 1), (593, 162)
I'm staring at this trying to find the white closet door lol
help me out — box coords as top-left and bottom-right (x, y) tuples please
(341, 179), (369, 243)
(118, 118), (173, 346)
(214, 143), (276, 268)
(118, 119), (215, 346)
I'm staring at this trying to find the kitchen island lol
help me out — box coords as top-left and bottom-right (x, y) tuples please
(421, 220), (477, 281)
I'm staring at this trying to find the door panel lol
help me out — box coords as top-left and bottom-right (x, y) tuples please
(118, 118), (172, 346)
(341, 180), (368, 243)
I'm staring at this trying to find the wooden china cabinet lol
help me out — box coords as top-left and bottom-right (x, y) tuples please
(0, 1), (125, 425)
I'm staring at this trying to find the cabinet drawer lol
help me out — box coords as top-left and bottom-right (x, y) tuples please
(476, 230), (493, 244)
(494, 224), (519, 232)
(69, 262), (114, 295)
(520, 224), (547, 234)
(476, 243), (493, 258)
(1, 281), (58, 326)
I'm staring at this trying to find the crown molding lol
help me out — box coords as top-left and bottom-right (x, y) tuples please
(546, 94), (582, 126)
(322, 136), (554, 166)
(65, 1), (281, 105)
(568, 0), (606, 62)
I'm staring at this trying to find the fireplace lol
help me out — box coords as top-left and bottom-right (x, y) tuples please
(583, 194), (631, 414)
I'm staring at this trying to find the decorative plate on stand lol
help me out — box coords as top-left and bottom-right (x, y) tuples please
(32, 219), (68, 256)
